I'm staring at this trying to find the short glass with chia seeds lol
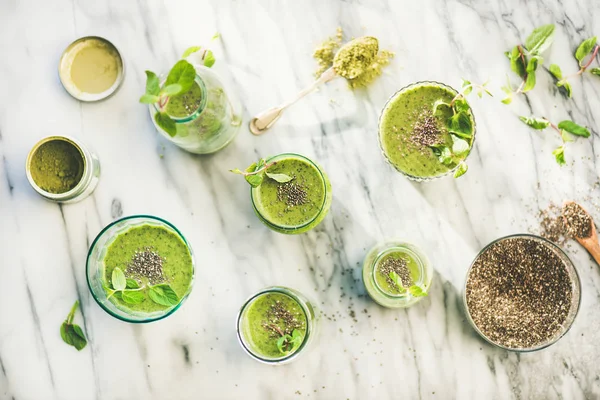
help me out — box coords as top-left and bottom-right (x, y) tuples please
(250, 153), (332, 234)
(86, 215), (194, 323)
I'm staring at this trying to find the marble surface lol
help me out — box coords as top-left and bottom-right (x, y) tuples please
(1, 0), (600, 399)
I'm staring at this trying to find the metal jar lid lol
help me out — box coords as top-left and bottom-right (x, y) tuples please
(58, 36), (125, 102)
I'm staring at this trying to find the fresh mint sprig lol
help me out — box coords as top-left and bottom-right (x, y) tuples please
(140, 45), (216, 137)
(549, 36), (599, 97)
(230, 159), (292, 187)
(276, 329), (303, 355)
(60, 301), (87, 351)
(431, 79), (491, 178)
(388, 272), (428, 298)
(519, 116), (591, 165)
(502, 24), (555, 104)
(105, 267), (179, 307)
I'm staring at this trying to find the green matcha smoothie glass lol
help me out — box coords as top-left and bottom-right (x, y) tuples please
(149, 65), (242, 154)
(86, 215), (195, 323)
(362, 241), (432, 308)
(378, 81), (476, 182)
(236, 287), (318, 364)
(250, 153), (332, 234)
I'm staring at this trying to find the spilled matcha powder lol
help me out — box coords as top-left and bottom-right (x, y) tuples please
(313, 28), (394, 89)
(29, 139), (84, 194)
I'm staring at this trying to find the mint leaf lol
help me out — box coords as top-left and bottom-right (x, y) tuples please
(575, 37), (597, 65)
(111, 267), (126, 291)
(121, 290), (145, 305)
(508, 46), (526, 78)
(591, 68), (600, 76)
(561, 81), (573, 98)
(203, 50), (216, 68)
(451, 135), (470, 157)
(557, 120), (590, 137)
(454, 162), (468, 178)
(519, 116), (550, 130)
(60, 301), (87, 351)
(408, 285), (428, 297)
(561, 130), (575, 143)
(165, 60), (196, 94)
(161, 84), (183, 97)
(245, 173), (264, 188)
(290, 329), (303, 352)
(148, 284), (180, 306)
(126, 279), (140, 289)
(265, 172), (293, 183)
(453, 98), (470, 114)
(276, 335), (291, 354)
(432, 99), (451, 115)
(154, 112), (177, 137)
(461, 79), (472, 95)
(549, 64), (562, 80)
(388, 271), (403, 289)
(524, 24), (555, 55)
(212, 32), (220, 40)
(139, 94), (160, 104)
(522, 56), (541, 92)
(182, 46), (202, 59)
(448, 112), (473, 138)
(144, 70), (160, 96)
(433, 146), (453, 166)
(553, 146), (566, 166)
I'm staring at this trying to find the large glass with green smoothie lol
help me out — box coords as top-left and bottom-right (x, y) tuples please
(362, 241), (432, 308)
(379, 81), (476, 181)
(149, 66), (241, 154)
(236, 287), (317, 364)
(86, 215), (194, 322)
(251, 154), (332, 234)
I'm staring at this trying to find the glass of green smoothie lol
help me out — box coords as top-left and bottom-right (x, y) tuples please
(236, 287), (317, 364)
(149, 66), (242, 154)
(362, 241), (432, 308)
(250, 153), (332, 234)
(86, 215), (195, 323)
(378, 81), (476, 181)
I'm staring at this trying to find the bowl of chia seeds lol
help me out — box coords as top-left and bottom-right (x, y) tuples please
(463, 234), (581, 352)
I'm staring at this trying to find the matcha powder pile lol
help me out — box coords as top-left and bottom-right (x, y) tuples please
(313, 28), (394, 89)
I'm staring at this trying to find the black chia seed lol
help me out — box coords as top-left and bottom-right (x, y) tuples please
(277, 179), (308, 207)
(261, 298), (305, 337)
(377, 256), (413, 291)
(411, 108), (442, 148)
(466, 237), (573, 349)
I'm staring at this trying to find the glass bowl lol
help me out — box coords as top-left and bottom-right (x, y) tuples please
(377, 81), (477, 182)
(463, 234), (581, 352)
(86, 215), (195, 323)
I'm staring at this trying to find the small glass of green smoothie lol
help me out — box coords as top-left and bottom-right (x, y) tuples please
(362, 241), (432, 308)
(250, 153), (332, 234)
(236, 287), (317, 364)
(26, 135), (101, 203)
(149, 66), (242, 154)
(86, 215), (195, 323)
(378, 81), (476, 181)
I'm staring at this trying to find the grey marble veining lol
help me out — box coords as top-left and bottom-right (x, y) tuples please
(1, 0), (600, 399)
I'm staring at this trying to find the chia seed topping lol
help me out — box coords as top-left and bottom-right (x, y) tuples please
(378, 256), (413, 291)
(411, 109), (442, 147)
(125, 247), (166, 284)
(261, 300), (305, 337)
(277, 179), (308, 207)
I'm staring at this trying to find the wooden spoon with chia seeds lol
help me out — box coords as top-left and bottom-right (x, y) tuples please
(562, 200), (600, 264)
(249, 37), (379, 135)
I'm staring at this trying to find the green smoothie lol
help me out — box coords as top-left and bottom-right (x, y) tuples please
(251, 154), (332, 234)
(374, 251), (421, 295)
(379, 82), (475, 178)
(102, 224), (193, 313)
(240, 292), (307, 359)
(29, 138), (84, 194)
(166, 81), (203, 118)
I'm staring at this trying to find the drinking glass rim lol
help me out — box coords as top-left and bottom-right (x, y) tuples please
(377, 80), (477, 182)
(236, 286), (312, 364)
(250, 153), (329, 231)
(86, 214), (195, 323)
(462, 233), (582, 352)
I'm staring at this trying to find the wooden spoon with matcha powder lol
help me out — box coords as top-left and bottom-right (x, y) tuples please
(249, 36), (379, 135)
(562, 200), (600, 264)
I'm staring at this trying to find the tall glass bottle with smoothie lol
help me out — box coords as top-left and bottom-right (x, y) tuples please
(142, 50), (241, 154)
(231, 153), (332, 234)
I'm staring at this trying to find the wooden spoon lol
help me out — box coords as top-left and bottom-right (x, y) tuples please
(249, 37), (379, 135)
(562, 200), (600, 264)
